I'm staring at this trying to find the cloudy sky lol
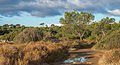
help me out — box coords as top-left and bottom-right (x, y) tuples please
(0, 0), (120, 26)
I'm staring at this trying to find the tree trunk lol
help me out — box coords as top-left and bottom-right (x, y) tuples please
(79, 31), (85, 41)
(80, 36), (83, 41)
(102, 30), (105, 36)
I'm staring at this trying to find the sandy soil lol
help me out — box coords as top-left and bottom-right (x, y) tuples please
(52, 49), (105, 65)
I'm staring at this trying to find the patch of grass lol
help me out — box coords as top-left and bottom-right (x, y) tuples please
(99, 49), (120, 65)
(0, 41), (69, 65)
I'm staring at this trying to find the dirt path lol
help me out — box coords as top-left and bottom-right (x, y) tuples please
(53, 49), (105, 65)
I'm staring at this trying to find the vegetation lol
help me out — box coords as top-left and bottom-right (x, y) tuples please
(14, 28), (43, 43)
(0, 41), (69, 65)
(99, 49), (120, 65)
(60, 10), (94, 41)
(93, 30), (120, 50)
(0, 24), (25, 41)
(0, 10), (120, 64)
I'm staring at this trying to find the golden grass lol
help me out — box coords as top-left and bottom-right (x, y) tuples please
(0, 41), (69, 65)
(99, 49), (120, 65)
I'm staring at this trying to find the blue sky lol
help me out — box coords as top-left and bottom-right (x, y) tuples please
(0, 0), (120, 26)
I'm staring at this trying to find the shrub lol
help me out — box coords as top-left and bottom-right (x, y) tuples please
(0, 41), (69, 65)
(99, 49), (120, 65)
(93, 30), (120, 50)
(14, 28), (43, 43)
(0, 28), (24, 41)
(0, 31), (20, 41)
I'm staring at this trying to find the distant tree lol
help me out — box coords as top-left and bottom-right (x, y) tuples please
(16, 24), (20, 28)
(40, 23), (45, 27)
(51, 24), (55, 27)
(21, 25), (25, 29)
(10, 24), (13, 26)
(9, 24), (15, 28)
(3, 24), (9, 28)
(45, 25), (48, 27)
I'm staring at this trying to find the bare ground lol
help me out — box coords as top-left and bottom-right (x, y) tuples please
(52, 49), (105, 65)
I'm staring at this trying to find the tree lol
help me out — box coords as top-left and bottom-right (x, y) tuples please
(16, 24), (20, 28)
(111, 22), (119, 31)
(51, 24), (55, 27)
(10, 24), (13, 26)
(40, 23), (45, 27)
(9, 24), (15, 28)
(60, 10), (94, 41)
(21, 25), (25, 29)
(3, 24), (9, 28)
(97, 17), (115, 37)
(89, 17), (115, 42)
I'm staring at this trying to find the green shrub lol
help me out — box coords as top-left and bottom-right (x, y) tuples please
(88, 36), (96, 41)
(14, 28), (43, 43)
(0, 31), (20, 41)
(0, 28), (25, 41)
(93, 30), (120, 50)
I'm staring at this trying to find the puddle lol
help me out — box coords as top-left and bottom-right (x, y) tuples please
(64, 57), (86, 64)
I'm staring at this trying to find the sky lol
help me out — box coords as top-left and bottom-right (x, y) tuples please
(0, 0), (120, 26)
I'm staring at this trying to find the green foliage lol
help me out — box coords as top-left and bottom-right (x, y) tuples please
(88, 36), (96, 41)
(1, 10), (120, 51)
(0, 28), (25, 41)
(90, 17), (114, 36)
(0, 10), (120, 65)
(93, 30), (120, 50)
(0, 31), (20, 41)
(14, 28), (43, 43)
(59, 10), (94, 41)
(60, 10), (94, 25)
(40, 23), (45, 26)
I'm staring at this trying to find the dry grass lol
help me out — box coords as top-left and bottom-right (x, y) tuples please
(0, 41), (69, 65)
(99, 49), (120, 65)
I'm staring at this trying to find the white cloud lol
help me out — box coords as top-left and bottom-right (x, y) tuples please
(108, 9), (120, 16)
(0, 0), (120, 17)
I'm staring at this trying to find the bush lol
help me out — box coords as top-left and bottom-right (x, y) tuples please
(99, 49), (120, 65)
(0, 28), (24, 41)
(0, 31), (19, 41)
(14, 28), (43, 43)
(0, 41), (69, 65)
(93, 30), (120, 50)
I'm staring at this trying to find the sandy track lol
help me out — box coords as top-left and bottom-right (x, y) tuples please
(52, 49), (105, 65)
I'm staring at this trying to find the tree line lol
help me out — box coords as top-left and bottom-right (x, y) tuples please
(0, 10), (120, 43)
